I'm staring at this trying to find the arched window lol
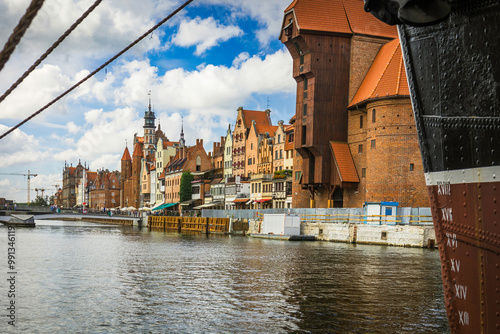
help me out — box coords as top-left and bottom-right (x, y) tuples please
(196, 156), (201, 172)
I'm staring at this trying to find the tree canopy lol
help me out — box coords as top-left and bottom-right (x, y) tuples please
(179, 171), (194, 203)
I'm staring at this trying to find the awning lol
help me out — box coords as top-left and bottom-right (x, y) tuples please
(254, 198), (272, 203)
(193, 201), (223, 209)
(152, 202), (177, 211)
(180, 199), (198, 206)
(233, 198), (249, 203)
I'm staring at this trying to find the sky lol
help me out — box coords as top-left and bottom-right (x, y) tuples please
(0, 0), (297, 203)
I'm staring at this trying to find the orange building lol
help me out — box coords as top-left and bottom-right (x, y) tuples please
(272, 121), (286, 172)
(232, 107), (272, 177)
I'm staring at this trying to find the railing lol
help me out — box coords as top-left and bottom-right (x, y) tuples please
(200, 207), (433, 226)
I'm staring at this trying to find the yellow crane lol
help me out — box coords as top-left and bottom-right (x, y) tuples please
(0, 170), (38, 203)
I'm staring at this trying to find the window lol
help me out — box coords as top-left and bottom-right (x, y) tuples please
(303, 104), (307, 116)
(248, 158), (252, 165)
(358, 144), (363, 153)
(410, 163), (415, 171)
(275, 151), (279, 159)
(371, 139), (376, 149)
(278, 134), (281, 143)
(372, 109), (376, 123)
(302, 126), (306, 145)
(253, 157), (255, 164)
(295, 171), (302, 181)
(196, 156), (201, 172)
(362, 168), (366, 178)
(280, 150), (283, 159)
(360, 115), (363, 128)
(251, 142), (253, 150)
(304, 76), (308, 89)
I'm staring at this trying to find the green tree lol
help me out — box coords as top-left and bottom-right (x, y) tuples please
(179, 171), (194, 202)
(31, 195), (49, 206)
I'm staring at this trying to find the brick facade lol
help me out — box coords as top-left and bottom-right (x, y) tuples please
(344, 99), (428, 207)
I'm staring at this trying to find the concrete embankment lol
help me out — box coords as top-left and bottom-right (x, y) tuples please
(38, 214), (139, 226)
(249, 220), (436, 248)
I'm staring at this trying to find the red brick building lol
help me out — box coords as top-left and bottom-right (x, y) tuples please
(345, 39), (427, 207)
(280, 0), (426, 208)
(89, 170), (121, 210)
(121, 140), (143, 209)
(163, 139), (214, 209)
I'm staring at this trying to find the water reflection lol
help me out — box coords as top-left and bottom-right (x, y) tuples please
(0, 220), (448, 333)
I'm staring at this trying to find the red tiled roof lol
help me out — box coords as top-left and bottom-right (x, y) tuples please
(255, 124), (278, 138)
(242, 110), (270, 129)
(330, 142), (359, 183)
(283, 0), (397, 39)
(121, 147), (132, 161)
(132, 142), (143, 157)
(136, 136), (144, 144)
(349, 39), (409, 108)
(163, 141), (178, 149)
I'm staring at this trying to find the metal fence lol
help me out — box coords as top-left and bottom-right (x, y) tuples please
(201, 207), (433, 226)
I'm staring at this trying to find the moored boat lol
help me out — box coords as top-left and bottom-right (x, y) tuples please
(4, 214), (36, 227)
(363, 0), (500, 332)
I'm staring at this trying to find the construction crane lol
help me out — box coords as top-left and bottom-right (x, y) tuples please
(0, 169), (38, 203)
(34, 188), (47, 198)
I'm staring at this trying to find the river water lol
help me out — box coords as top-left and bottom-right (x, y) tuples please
(0, 219), (449, 333)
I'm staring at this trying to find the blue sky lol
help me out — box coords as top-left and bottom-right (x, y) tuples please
(0, 0), (296, 203)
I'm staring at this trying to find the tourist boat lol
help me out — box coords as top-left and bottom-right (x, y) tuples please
(363, 0), (499, 332)
(4, 214), (36, 227)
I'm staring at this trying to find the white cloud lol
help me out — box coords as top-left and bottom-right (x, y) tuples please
(0, 125), (48, 168)
(171, 16), (243, 55)
(200, 0), (292, 46)
(0, 179), (10, 187)
(66, 121), (81, 134)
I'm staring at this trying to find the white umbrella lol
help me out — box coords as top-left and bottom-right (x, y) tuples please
(139, 207), (152, 211)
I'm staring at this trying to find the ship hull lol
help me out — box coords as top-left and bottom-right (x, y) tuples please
(395, 0), (500, 332)
(426, 168), (499, 333)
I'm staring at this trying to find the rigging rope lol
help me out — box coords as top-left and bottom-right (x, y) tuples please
(0, 0), (194, 140)
(0, 0), (45, 73)
(0, 0), (103, 105)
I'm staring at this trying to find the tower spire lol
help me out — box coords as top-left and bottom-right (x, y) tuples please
(179, 117), (185, 147)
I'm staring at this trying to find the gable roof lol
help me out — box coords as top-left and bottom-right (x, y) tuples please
(255, 124), (279, 138)
(330, 142), (359, 183)
(349, 39), (409, 108)
(242, 109), (270, 129)
(283, 0), (397, 39)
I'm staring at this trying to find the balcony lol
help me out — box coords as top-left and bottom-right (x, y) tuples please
(250, 173), (273, 181)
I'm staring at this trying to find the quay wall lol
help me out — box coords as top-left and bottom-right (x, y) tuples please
(249, 220), (436, 248)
